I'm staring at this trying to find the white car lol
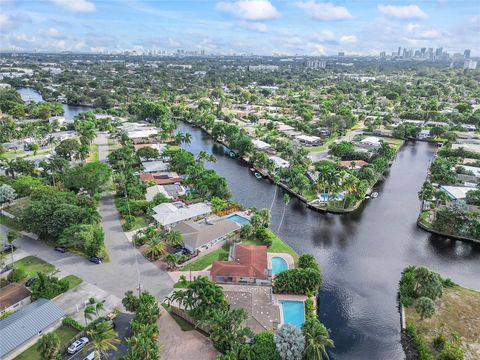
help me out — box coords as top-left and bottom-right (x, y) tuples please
(83, 351), (98, 360)
(67, 337), (89, 354)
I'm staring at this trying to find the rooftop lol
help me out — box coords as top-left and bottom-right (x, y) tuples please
(140, 171), (182, 185)
(152, 202), (212, 226)
(211, 245), (268, 279)
(0, 299), (65, 358)
(0, 283), (30, 312)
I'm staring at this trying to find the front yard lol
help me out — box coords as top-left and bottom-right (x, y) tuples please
(13, 324), (79, 360)
(13, 256), (55, 277)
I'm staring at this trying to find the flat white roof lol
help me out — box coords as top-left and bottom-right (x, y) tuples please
(142, 160), (169, 173)
(296, 135), (321, 142)
(152, 202), (212, 226)
(361, 136), (382, 144)
(252, 139), (272, 149)
(127, 129), (159, 139)
(459, 165), (480, 177)
(269, 155), (289, 168)
(440, 185), (474, 200)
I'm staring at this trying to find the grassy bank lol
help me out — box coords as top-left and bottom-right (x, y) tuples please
(404, 285), (480, 359)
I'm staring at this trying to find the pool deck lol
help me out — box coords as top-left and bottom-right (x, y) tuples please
(267, 253), (295, 273)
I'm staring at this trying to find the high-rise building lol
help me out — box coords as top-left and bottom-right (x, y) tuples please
(305, 59), (327, 69)
(397, 47), (401, 56)
(338, 52), (345, 57)
(464, 49), (471, 59)
(380, 51), (386, 58)
(420, 48), (426, 57)
(464, 59), (477, 70)
(435, 48), (443, 57)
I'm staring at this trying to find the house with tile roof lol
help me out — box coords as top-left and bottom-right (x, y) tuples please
(210, 244), (271, 285)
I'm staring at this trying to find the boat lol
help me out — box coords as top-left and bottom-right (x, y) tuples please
(249, 168), (255, 172)
(254, 172), (263, 179)
(229, 151), (237, 158)
(371, 191), (379, 198)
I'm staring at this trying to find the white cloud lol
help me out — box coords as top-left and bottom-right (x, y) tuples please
(295, 1), (352, 21)
(378, 4), (427, 19)
(0, 13), (10, 27)
(50, 0), (96, 13)
(339, 35), (357, 44)
(41, 27), (61, 38)
(216, 0), (280, 21)
(404, 23), (440, 39)
(315, 29), (336, 41)
(241, 21), (268, 32)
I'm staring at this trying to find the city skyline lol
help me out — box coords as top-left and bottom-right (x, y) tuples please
(0, 0), (479, 55)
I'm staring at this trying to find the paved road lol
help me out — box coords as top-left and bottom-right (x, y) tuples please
(2, 133), (173, 301)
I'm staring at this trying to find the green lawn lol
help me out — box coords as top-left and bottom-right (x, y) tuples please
(13, 325), (79, 360)
(4, 197), (30, 218)
(180, 244), (229, 271)
(304, 145), (326, 152)
(13, 256), (55, 277)
(87, 143), (99, 162)
(63, 275), (83, 290)
(121, 215), (150, 231)
(0, 214), (24, 231)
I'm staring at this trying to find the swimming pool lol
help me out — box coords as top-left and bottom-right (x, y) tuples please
(271, 256), (288, 275)
(280, 300), (305, 327)
(318, 193), (344, 202)
(227, 214), (250, 226)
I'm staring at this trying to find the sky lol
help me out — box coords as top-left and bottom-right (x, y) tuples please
(0, 0), (479, 55)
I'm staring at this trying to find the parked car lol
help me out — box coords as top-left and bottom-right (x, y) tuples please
(25, 276), (38, 287)
(0, 244), (16, 254)
(88, 256), (102, 264)
(54, 246), (67, 253)
(0, 265), (12, 274)
(67, 337), (89, 354)
(83, 351), (98, 360)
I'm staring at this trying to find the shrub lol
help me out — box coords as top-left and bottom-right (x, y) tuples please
(433, 334), (447, 351)
(298, 254), (319, 272)
(438, 343), (464, 360)
(251, 332), (281, 360)
(274, 324), (305, 360)
(273, 268), (322, 295)
(256, 227), (273, 247)
(62, 315), (84, 331)
(399, 266), (444, 306)
(406, 323), (433, 360)
(36, 332), (60, 360)
(123, 215), (136, 230)
(415, 297), (436, 319)
(30, 273), (69, 300)
(304, 297), (316, 320)
(7, 268), (26, 283)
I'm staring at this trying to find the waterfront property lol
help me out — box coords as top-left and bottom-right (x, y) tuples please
(145, 184), (186, 201)
(141, 160), (169, 173)
(227, 214), (250, 226)
(271, 256), (289, 276)
(152, 201), (212, 228)
(439, 185), (475, 201)
(0, 299), (65, 359)
(210, 244), (271, 285)
(172, 218), (240, 253)
(140, 171), (183, 185)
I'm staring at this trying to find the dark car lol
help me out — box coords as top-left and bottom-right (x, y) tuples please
(26, 276), (38, 287)
(95, 317), (115, 329)
(0, 265), (12, 274)
(88, 256), (102, 264)
(1, 244), (16, 254)
(173, 246), (189, 255)
(54, 246), (67, 253)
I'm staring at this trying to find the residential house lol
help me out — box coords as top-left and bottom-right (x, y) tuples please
(141, 160), (169, 173)
(152, 202), (212, 228)
(172, 218), (240, 253)
(0, 299), (65, 359)
(252, 139), (275, 154)
(418, 130), (431, 139)
(145, 184), (186, 201)
(140, 172), (182, 185)
(340, 160), (369, 169)
(359, 136), (382, 148)
(452, 143), (480, 154)
(440, 185), (475, 201)
(210, 245), (271, 285)
(0, 283), (31, 316)
(317, 127), (331, 136)
(295, 135), (321, 146)
(268, 156), (289, 169)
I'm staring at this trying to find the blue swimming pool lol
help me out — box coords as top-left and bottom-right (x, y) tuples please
(227, 214), (250, 226)
(318, 193), (344, 202)
(271, 256), (288, 275)
(280, 300), (305, 327)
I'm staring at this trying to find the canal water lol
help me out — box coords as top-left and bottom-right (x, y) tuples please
(16, 87), (92, 121)
(17, 88), (480, 359)
(178, 123), (480, 360)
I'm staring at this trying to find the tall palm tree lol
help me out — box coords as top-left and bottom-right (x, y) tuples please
(85, 322), (120, 359)
(95, 300), (105, 316)
(7, 231), (17, 267)
(84, 304), (96, 326)
(165, 230), (183, 247)
(302, 319), (335, 360)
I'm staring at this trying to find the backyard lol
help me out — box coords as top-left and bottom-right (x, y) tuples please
(180, 245), (229, 271)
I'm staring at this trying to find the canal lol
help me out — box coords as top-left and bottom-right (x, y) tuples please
(178, 123), (480, 360)
(17, 88), (480, 359)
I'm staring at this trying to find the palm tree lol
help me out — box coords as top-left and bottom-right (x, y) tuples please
(1, 159), (16, 178)
(165, 230), (183, 247)
(85, 322), (120, 359)
(36, 332), (61, 360)
(95, 300), (105, 316)
(7, 231), (17, 267)
(277, 194), (290, 233)
(302, 319), (335, 360)
(144, 238), (166, 261)
(84, 304), (96, 326)
(165, 253), (177, 270)
(184, 132), (192, 146)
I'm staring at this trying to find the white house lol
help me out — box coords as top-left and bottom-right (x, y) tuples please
(359, 136), (382, 148)
(268, 155), (289, 169)
(440, 185), (474, 201)
(152, 202), (212, 228)
(296, 135), (321, 146)
(418, 130), (431, 139)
